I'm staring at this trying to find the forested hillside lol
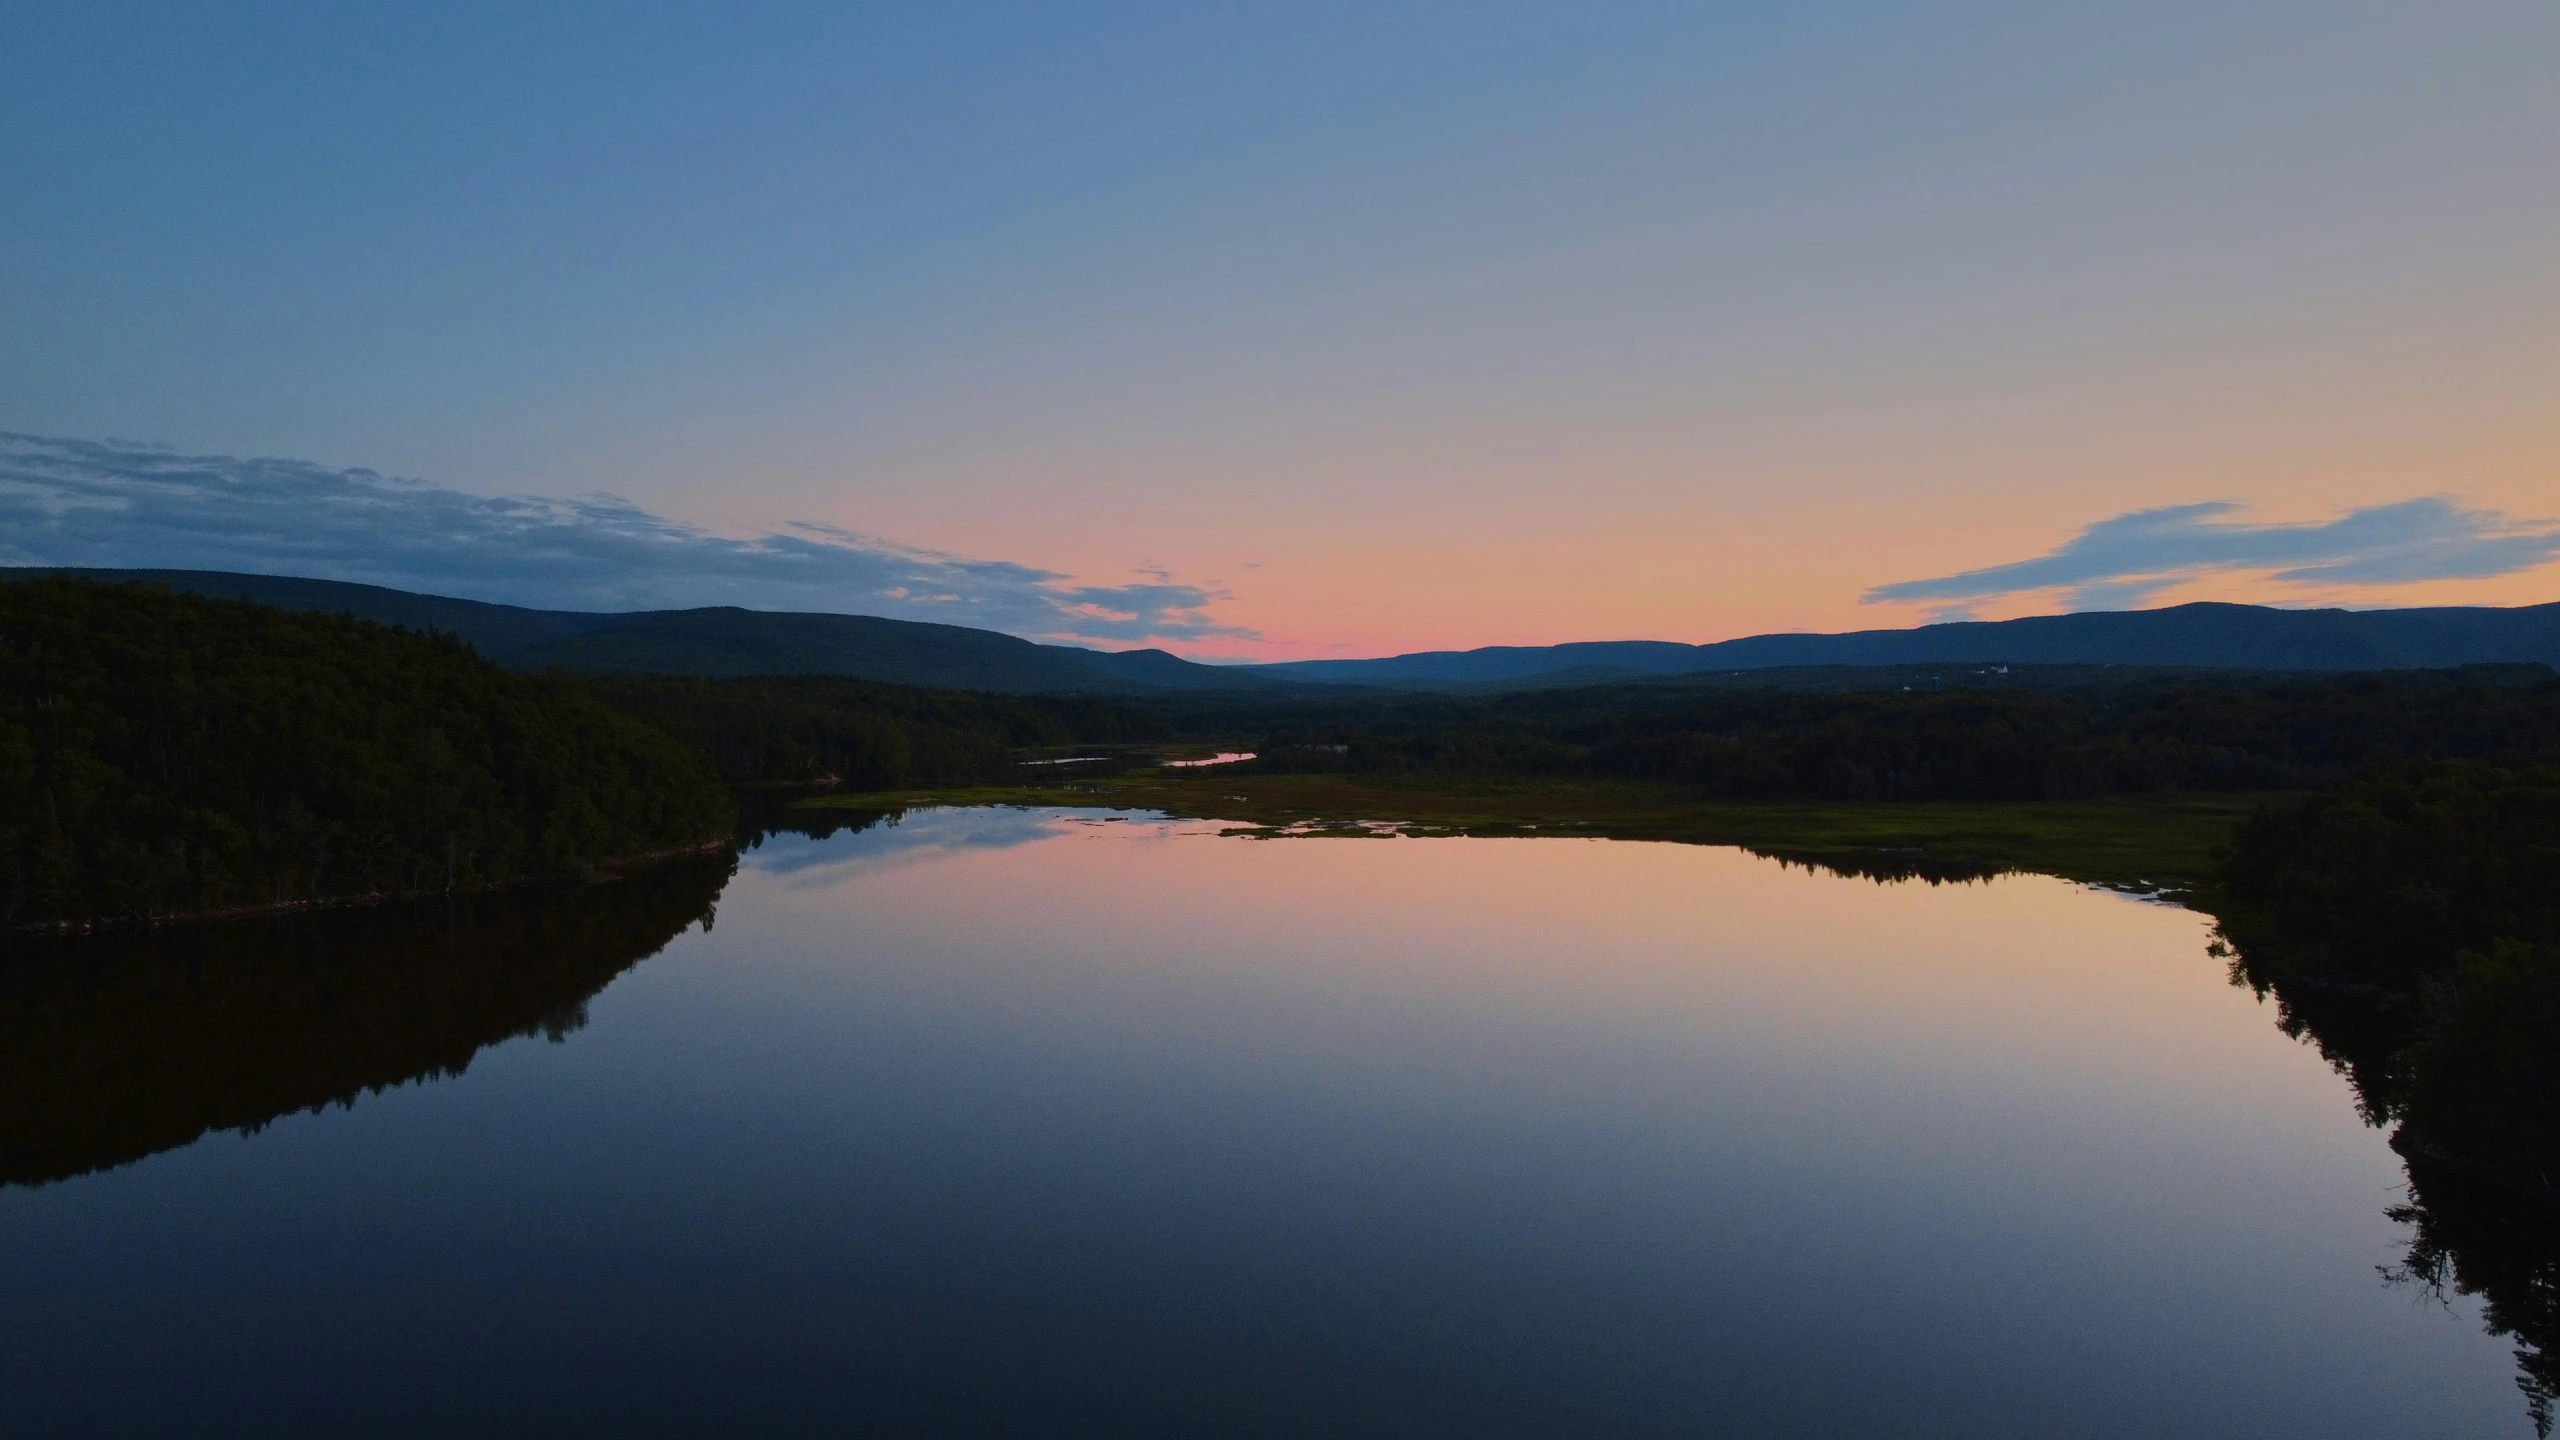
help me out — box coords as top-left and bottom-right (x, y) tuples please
(1191, 667), (2560, 800)
(1, 579), (734, 928)
(22, 568), (2560, 696)
(585, 673), (1168, 786)
(1249, 600), (2560, 685)
(2216, 760), (2560, 1201)
(2, 569), (1285, 694)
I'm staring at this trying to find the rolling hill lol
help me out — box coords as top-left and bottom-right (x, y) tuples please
(0, 569), (1286, 694)
(1247, 601), (2560, 687)
(11, 570), (2556, 694)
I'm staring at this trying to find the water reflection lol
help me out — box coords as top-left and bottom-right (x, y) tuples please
(2394, 1167), (2560, 1435)
(0, 856), (731, 1189)
(0, 805), (2543, 1435)
(2227, 938), (2560, 1434)
(733, 786), (891, 849)
(749, 798), (2556, 1435)
(747, 805), (1071, 882)
(1751, 848), (2010, 885)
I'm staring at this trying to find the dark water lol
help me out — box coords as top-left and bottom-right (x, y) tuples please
(0, 808), (2542, 1436)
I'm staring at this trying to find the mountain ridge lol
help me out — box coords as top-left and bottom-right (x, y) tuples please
(1245, 600), (2560, 686)
(9, 569), (2557, 692)
(0, 569), (1285, 694)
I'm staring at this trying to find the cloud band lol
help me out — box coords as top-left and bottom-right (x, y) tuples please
(1865, 497), (2560, 615)
(0, 432), (1252, 647)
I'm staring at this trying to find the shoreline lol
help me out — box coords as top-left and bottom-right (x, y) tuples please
(7, 837), (735, 938)
(796, 774), (2274, 893)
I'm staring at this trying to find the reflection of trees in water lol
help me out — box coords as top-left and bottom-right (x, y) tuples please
(2239, 951), (2560, 1435)
(1748, 849), (2009, 886)
(0, 791), (888, 1191)
(10, 785), (2550, 1426)
(2216, 762), (2560, 1435)
(1771, 782), (2558, 1435)
(732, 788), (901, 850)
(2389, 1165), (2560, 1436)
(0, 855), (733, 1189)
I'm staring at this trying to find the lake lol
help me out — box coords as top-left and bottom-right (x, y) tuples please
(0, 807), (2537, 1436)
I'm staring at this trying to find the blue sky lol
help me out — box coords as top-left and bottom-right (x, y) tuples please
(6, 2), (2555, 652)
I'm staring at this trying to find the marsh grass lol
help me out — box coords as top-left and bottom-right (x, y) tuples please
(799, 772), (2273, 893)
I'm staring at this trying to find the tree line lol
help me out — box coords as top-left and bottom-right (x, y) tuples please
(1, 579), (1167, 928)
(1179, 667), (2560, 799)
(0, 579), (740, 927)
(2213, 761), (2560, 1430)
(584, 672), (1167, 789)
(13, 576), (2558, 927)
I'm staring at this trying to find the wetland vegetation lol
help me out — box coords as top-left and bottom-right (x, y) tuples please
(15, 577), (2556, 920)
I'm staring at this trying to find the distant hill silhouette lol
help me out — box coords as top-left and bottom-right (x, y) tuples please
(1247, 601), (2560, 687)
(0, 569), (1285, 694)
(10, 570), (2555, 693)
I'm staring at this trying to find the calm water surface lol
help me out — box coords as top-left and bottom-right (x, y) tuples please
(0, 809), (2532, 1436)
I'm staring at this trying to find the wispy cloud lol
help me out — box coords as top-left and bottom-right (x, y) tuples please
(1865, 497), (2560, 612)
(0, 432), (1253, 647)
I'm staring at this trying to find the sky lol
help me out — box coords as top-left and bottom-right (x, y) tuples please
(4, 1), (2555, 657)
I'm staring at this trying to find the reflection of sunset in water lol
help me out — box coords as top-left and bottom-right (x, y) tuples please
(2, 812), (2526, 1436)
(751, 810), (2312, 1114)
